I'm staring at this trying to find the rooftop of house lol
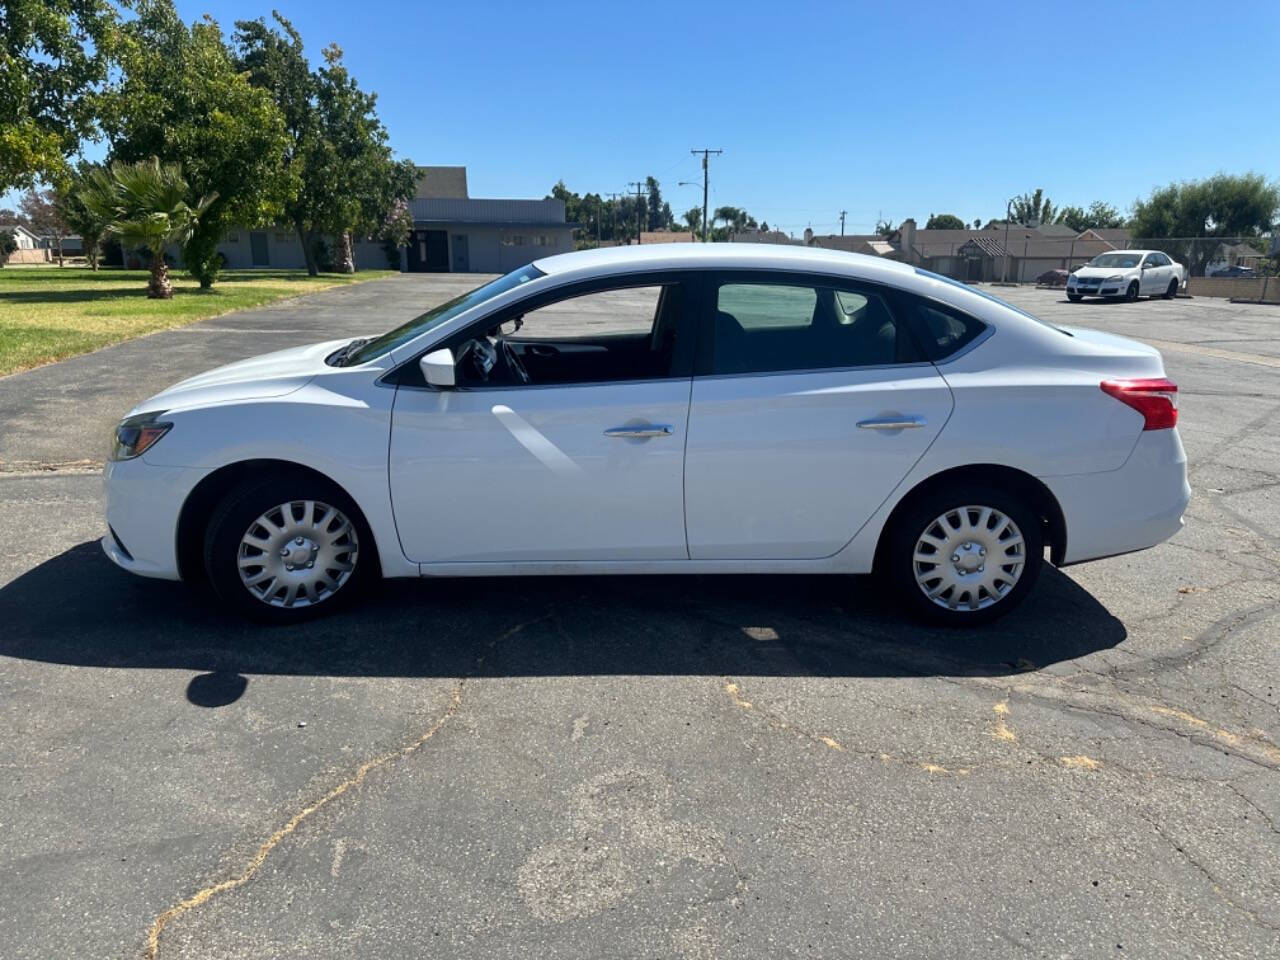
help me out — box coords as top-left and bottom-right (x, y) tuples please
(413, 166), (469, 200)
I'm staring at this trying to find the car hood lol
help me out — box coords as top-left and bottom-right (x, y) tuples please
(1073, 266), (1137, 280)
(129, 338), (352, 416)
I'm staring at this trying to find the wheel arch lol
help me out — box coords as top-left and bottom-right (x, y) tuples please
(873, 463), (1067, 570)
(176, 458), (382, 583)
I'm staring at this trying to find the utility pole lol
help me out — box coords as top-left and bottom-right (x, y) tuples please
(603, 192), (622, 244)
(690, 148), (722, 243)
(839, 210), (847, 236)
(628, 181), (645, 244)
(1002, 197), (1014, 283)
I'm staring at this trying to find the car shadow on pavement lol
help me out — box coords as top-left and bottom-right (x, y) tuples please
(0, 542), (1126, 707)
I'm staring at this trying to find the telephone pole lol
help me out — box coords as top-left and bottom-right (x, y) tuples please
(690, 148), (722, 243)
(628, 181), (645, 244)
(839, 210), (847, 236)
(603, 192), (622, 244)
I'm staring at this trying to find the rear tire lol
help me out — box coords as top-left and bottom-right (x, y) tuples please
(203, 473), (375, 624)
(1164, 278), (1178, 299)
(885, 484), (1044, 627)
(1125, 281), (1139, 302)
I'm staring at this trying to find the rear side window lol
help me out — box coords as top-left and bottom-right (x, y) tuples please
(711, 280), (918, 375)
(896, 294), (987, 362)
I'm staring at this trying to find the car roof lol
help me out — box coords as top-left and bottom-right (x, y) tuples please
(533, 242), (920, 283)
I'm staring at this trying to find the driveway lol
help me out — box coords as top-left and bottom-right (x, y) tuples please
(1, 280), (1278, 959)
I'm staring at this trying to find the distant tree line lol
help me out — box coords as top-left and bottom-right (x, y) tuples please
(2, 0), (415, 293)
(546, 178), (762, 245)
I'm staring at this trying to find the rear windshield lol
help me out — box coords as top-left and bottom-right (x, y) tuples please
(913, 267), (1070, 336)
(343, 265), (543, 365)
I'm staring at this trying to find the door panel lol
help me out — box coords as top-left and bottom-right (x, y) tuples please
(684, 367), (953, 560)
(390, 380), (692, 563)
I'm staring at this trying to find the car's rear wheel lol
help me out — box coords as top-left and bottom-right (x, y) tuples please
(204, 474), (373, 623)
(1066, 293), (1082, 302)
(1125, 281), (1139, 302)
(886, 484), (1044, 626)
(1164, 278), (1178, 299)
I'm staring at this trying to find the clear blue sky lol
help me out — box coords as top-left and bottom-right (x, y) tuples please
(25, 0), (1280, 234)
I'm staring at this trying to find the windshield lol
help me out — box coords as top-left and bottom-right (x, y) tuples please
(913, 267), (1070, 335)
(1087, 253), (1141, 268)
(342, 265), (544, 365)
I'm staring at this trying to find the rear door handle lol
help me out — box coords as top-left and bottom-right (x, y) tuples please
(856, 416), (926, 430)
(604, 424), (673, 438)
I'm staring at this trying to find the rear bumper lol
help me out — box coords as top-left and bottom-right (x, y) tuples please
(1043, 429), (1190, 565)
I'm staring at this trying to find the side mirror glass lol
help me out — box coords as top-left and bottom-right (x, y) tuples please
(420, 348), (456, 388)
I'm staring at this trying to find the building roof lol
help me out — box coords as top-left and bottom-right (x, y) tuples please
(805, 234), (883, 252)
(730, 229), (799, 245)
(410, 196), (567, 225)
(414, 166), (468, 199)
(0, 223), (39, 240)
(1077, 227), (1131, 246)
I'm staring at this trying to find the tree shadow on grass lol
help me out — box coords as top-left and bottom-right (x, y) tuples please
(0, 542), (1127, 707)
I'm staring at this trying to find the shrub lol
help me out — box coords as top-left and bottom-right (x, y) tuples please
(0, 230), (17, 267)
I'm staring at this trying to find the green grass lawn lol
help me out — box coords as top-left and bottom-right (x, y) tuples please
(0, 266), (395, 376)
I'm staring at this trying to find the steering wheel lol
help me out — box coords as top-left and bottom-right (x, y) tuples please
(500, 339), (531, 385)
(459, 337), (497, 383)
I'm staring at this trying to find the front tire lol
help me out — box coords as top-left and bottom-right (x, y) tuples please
(204, 473), (374, 623)
(1066, 293), (1082, 302)
(1125, 281), (1139, 302)
(885, 484), (1044, 626)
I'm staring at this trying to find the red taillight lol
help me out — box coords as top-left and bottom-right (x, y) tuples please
(1100, 378), (1178, 430)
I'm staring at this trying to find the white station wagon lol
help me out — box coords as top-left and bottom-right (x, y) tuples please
(103, 245), (1190, 625)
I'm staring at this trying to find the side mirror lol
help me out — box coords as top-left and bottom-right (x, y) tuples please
(420, 348), (456, 388)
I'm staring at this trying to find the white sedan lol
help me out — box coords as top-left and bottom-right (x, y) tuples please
(103, 245), (1189, 625)
(1067, 250), (1185, 301)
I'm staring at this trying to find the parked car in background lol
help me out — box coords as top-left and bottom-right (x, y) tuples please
(101, 245), (1189, 627)
(1067, 250), (1184, 302)
(1036, 268), (1070, 286)
(1210, 265), (1257, 278)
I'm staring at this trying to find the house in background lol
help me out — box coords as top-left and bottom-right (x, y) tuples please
(404, 166), (576, 273)
(0, 224), (41, 249)
(204, 165), (573, 273)
(808, 219), (1131, 282)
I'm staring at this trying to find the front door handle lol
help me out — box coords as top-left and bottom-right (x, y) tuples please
(604, 424), (673, 438)
(856, 416), (926, 430)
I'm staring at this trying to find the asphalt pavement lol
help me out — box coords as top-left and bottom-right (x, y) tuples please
(1, 275), (1277, 959)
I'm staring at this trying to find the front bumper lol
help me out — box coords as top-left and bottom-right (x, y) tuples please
(1042, 429), (1190, 565)
(101, 458), (204, 580)
(1069, 279), (1124, 297)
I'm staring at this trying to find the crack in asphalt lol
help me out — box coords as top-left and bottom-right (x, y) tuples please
(141, 612), (552, 959)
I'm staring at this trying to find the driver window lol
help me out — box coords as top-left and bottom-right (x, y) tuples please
(455, 283), (685, 388)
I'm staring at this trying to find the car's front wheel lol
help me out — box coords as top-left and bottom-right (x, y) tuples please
(886, 485), (1044, 626)
(1066, 292), (1082, 302)
(1125, 280), (1140, 302)
(204, 474), (373, 623)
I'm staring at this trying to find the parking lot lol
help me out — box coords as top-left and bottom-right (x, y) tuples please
(1, 275), (1278, 959)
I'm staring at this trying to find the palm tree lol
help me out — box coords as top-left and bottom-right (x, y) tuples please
(81, 159), (216, 298)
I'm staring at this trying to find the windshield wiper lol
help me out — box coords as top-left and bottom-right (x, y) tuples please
(328, 337), (373, 367)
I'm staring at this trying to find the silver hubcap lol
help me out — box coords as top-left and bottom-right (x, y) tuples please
(237, 500), (358, 608)
(913, 505), (1025, 612)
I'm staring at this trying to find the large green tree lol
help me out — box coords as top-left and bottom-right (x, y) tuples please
(925, 213), (966, 230)
(1055, 201), (1126, 232)
(98, 0), (292, 287)
(1130, 173), (1279, 275)
(55, 162), (111, 268)
(0, 0), (117, 191)
(235, 15), (413, 274)
(1009, 188), (1056, 226)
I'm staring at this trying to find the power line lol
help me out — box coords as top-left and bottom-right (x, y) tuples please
(690, 148), (722, 243)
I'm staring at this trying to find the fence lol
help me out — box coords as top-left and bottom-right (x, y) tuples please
(900, 233), (1277, 286)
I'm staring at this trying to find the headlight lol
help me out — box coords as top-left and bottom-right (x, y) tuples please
(1105, 274), (1124, 282)
(111, 411), (172, 461)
